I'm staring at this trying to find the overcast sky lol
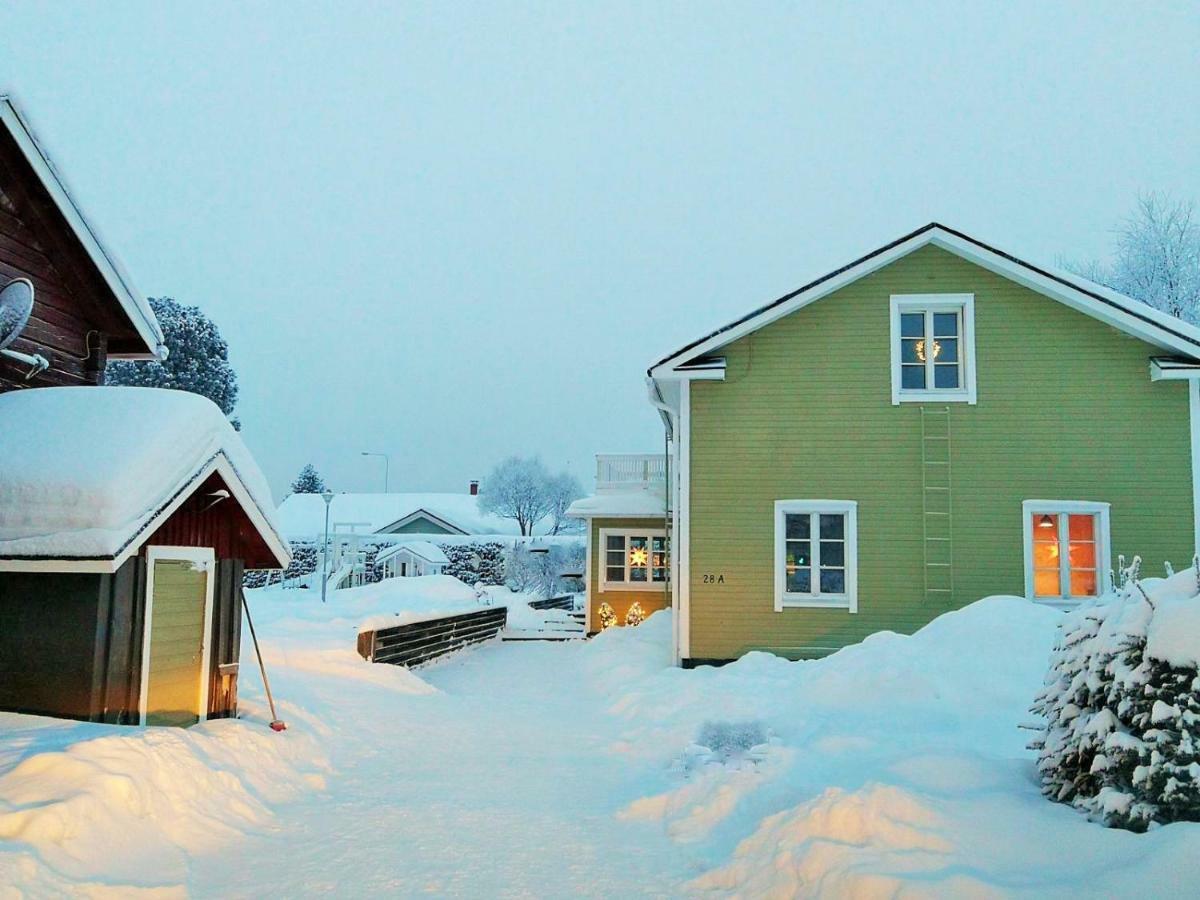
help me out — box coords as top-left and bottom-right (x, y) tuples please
(0, 3), (1196, 499)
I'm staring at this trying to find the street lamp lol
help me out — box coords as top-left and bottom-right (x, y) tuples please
(361, 451), (390, 492)
(320, 490), (334, 604)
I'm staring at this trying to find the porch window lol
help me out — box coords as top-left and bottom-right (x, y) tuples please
(774, 500), (858, 612)
(890, 294), (976, 404)
(602, 529), (668, 591)
(1022, 501), (1111, 605)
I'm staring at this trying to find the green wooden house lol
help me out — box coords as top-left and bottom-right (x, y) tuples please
(583, 223), (1200, 666)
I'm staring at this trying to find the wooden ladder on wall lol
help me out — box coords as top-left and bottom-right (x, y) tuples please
(921, 406), (954, 605)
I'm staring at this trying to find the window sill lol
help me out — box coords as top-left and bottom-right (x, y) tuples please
(778, 596), (854, 611)
(1031, 596), (1090, 610)
(601, 581), (669, 593)
(893, 389), (974, 405)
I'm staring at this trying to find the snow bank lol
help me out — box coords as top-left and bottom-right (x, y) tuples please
(0, 387), (283, 560)
(0, 712), (328, 892)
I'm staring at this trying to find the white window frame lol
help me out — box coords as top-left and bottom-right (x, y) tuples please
(138, 545), (217, 726)
(890, 293), (977, 405)
(774, 500), (858, 612)
(1021, 500), (1112, 607)
(599, 527), (668, 593)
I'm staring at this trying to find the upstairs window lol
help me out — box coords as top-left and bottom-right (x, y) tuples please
(601, 529), (667, 591)
(1022, 501), (1111, 605)
(890, 294), (976, 404)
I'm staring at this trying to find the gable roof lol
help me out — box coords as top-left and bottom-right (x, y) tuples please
(379, 509), (470, 535)
(0, 387), (289, 572)
(0, 96), (165, 360)
(375, 540), (451, 567)
(275, 492), (536, 538)
(649, 222), (1200, 378)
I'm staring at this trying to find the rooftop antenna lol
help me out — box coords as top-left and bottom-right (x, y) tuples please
(0, 278), (48, 379)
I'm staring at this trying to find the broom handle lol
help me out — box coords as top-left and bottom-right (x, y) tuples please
(241, 589), (280, 723)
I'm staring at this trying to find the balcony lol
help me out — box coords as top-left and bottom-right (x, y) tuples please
(595, 453), (666, 493)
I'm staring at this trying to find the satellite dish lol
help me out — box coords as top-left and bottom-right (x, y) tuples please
(0, 278), (34, 351)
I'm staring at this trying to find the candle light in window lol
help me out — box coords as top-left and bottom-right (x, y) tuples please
(629, 546), (649, 567)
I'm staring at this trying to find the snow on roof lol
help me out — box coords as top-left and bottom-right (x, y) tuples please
(0, 387), (288, 569)
(0, 97), (165, 359)
(276, 492), (534, 538)
(374, 540), (450, 566)
(567, 491), (667, 519)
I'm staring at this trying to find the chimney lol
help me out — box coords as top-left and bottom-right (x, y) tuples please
(469, 480), (479, 496)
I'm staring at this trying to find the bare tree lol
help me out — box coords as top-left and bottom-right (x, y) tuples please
(478, 456), (555, 536)
(546, 471), (583, 535)
(1073, 193), (1200, 323)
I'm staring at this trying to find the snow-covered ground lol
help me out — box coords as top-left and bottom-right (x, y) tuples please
(2, 582), (1199, 897)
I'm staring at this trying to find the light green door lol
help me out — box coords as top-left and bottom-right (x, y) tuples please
(144, 557), (209, 727)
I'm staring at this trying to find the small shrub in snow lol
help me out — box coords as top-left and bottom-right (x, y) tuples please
(1031, 558), (1200, 831)
(694, 721), (769, 765)
(597, 602), (616, 630)
(625, 602), (646, 627)
(504, 541), (584, 597)
(442, 542), (506, 586)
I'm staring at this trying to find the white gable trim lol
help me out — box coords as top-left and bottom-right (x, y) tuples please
(648, 223), (1200, 379)
(378, 508), (470, 535)
(0, 452), (291, 573)
(0, 96), (165, 359)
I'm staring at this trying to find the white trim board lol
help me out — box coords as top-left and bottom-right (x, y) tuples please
(677, 379), (691, 662)
(648, 223), (1200, 379)
(138, 545), (216, 727)
(1191, 380), (1200, 554)
(0, 96), (164, 359)
(377, 508), (471, 536)
(598, 526), (668, 593)
(888, 294), (977, 405)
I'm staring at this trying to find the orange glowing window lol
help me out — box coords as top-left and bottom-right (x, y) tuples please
(1028, 508), (1104, 600)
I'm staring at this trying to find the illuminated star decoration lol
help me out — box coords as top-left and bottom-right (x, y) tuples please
(629, 546), (649, 567)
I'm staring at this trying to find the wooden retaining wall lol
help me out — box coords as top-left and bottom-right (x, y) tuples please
(528, 595), (576, 612)
(358, 607), (508, 667)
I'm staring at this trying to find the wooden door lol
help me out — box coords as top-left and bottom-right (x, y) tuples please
(141, 549), (214, 726)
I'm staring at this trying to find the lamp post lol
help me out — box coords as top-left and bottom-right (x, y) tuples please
(320, 490), (334, 604)
(361, 451), (390, 492)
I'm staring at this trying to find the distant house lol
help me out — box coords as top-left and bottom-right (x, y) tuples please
(0, 388), (290, 726)
(375, 541), (449, 578)
(276, 490), (540, 540)
(567, 455), (669, 634)
(579, 223), (1200, 666)
(0, 96), (166, 391)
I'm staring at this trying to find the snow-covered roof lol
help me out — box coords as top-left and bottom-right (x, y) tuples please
(276, 492), (534, 538)
(375, 540), (450, 566)
(0, 387), (289, 571)
(0, 96), (165, 360)
(567, 491), (667, 519)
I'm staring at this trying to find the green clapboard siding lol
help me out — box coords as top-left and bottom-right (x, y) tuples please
(687, 244), (1195, 661)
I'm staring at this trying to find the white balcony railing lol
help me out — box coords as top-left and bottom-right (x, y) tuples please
(596, 453), (666, 492)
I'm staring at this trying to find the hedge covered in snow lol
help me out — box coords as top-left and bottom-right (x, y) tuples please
(1031, 558), (1200, 831)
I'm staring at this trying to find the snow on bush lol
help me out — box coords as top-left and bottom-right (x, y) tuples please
(1031, 559), (1200, 831)
(442, 541), (506, 586)
(504, 540), (584, 596)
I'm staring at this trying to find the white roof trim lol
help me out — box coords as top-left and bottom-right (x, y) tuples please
(0, 452), (291, 573)
(1151, 357), (1200, 381)
(0, 96), (165, 359)
(648, 223), (1200, 380)
(378, 508), (470, 535)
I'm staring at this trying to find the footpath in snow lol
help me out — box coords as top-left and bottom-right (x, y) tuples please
(2, 578), (1200, 897)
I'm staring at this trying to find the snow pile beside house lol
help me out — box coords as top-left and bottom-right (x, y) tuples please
(1033, 566), (1200, 831)
(0, 386), (282, 558)
(0, 710), (329, 892)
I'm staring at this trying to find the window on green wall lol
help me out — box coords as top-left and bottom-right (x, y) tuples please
(601, 529), (667, 591)
(1022, 500), (1111, 605)
(890, 294), (977, 404)
(774, 500), (858, 612)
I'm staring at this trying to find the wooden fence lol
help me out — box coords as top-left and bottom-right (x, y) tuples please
(357, 595), (576, 668)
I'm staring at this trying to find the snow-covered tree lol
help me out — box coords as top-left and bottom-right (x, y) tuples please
(624, 602), (646, 627)
(1031, 558), (1200, 831)
(478, 456), (554, 536)
(291, 464), (327, 494)
(546, 472), (584, 535)
(107, 297), (241, 426)
(1073, 194), (1200, 324)
(441, 542), (506, 586)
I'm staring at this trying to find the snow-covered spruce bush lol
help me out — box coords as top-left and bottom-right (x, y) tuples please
(441, 542), (506, 586)
(1031, 559), (1200, 831)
